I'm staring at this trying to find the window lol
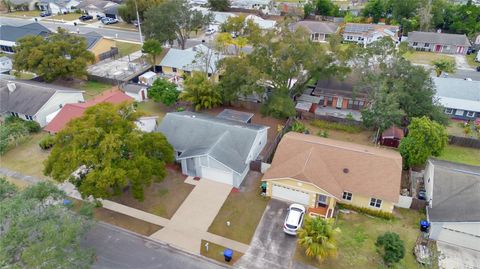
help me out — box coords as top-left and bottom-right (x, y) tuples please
(172, 67), (177, 73)
(370, 198), (382, 208)
(327, 96), (333, 106)
(318, 195), (328, 207)
(342, 191), (352, 201)
(455, 109), (464, 116)
(466, 111), (475, 117)
(25, 115), (33, 121)
(347, 99), (353, 109)
(318, 96), (325, 106)
(10, 112), (18, 117)
(413, 42), (418, 46)
(424, 43), (430, 47)
(444, 108), (453, 114)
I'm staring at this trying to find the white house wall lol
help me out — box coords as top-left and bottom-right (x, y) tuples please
(247, 129), (267, 161)
(35, 91), (84, 127)
(424, 160), (435, 207)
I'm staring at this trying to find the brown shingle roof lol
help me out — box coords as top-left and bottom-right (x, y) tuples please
(263, 132), (402, 202)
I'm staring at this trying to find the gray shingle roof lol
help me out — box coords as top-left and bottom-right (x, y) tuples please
(433, 77), (480, 112)
(157, 111), (268, 174)
(121, 83), (145, 94)
(0, 23), (51, 43)
(159, 45), (223, 74)
(408, 31), (471, 46)
(428, 159), (480, 222)
(0, 79), (81, 116)
(78, 31), (103, 50)
(291, 21), (339, 35)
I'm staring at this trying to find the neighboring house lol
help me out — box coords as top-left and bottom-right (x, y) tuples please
(193, 7), (236, 32)
(342, 23), (400, 46)
(76, 0), (120, 19)
(157, 111), (269, 187)
(424, 159), (480, 265)
(433, 77), (480, 120)
(230, 0), (273, 11)
(0, 23), (51, 53)
(0, 79), (84, 127)
(120, 83), (148, 102)
(245, 14), (276, 30)
(407, 31), (471, 55)
(38, 0), (80, 14)
(380, 125), (404, 148)
(159, 44), (224, 80)
(290, 21), (339, 42)
(78, 31), (117, 62)
(263, 132), (402, 217)
(138, 71), (157, 86)
(0, 56), (13, 74)
(44, 90), (132, 133)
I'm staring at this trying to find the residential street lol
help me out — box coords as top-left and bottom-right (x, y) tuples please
(83, 222), (228, 269)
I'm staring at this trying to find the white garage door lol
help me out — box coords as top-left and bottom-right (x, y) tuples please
(272, 185), (310, 205)
(201, 166), (233, 185)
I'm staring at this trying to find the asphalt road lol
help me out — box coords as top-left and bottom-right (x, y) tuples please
(82, 222), (228, 269)
(0, 16), (141, 42)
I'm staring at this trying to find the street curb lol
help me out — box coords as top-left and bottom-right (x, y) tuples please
(96, 221), (233, 269)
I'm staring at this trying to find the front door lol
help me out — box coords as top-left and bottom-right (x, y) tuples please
(435, 45), (442, 52)
(141, 90), (145, 100)
(318, 194), (328, 207)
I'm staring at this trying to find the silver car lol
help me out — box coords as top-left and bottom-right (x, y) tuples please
(283, 204), (306, 235)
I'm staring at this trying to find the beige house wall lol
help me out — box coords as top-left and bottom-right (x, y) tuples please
(90, 38), (116, 62)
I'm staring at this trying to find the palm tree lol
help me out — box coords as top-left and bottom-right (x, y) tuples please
(297, 216), (340, 261)
(432, 59), (455, 77)
(180, 72), (222, 111)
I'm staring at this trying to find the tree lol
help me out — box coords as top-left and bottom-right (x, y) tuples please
(13, 28), (94, 82)
(315, 0), (340, 16)
(143, 0), (213, 50)
(297, 216), (340, 261)
(218, 56), (262, 103)
(208, 0), (230, 11)
(261, 91), (296, 119)
(303, 2), (315, 18)
(376, 232), (405, 267)
(148, 78), (179, 106)
(142, 39), (163, 69)
(362, 0), (386, 23)
(181, 72), (222, 111)
(117, 0), (165, 22)
(399, 116), (448, 168)
(0, 180), (94, 268)
(220, 15), (262, 44)
(432, 59), (455, 77)
(44, 103), (175, 201)
(389, 0), (420, 21)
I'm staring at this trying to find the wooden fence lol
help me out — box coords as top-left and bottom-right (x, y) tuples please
(448, 135), (480, 149)
(261, 117), (295, 163)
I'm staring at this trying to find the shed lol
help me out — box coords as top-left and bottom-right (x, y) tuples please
(380, 125), (404, 148)
(139, 71), (157, 86)
(120, 83), (148, 102)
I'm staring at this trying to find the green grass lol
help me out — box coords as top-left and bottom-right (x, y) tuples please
(311, 119), (364, 133)
(10, 71), (35, 80)
(135, 100), (168, 118)
(403, 51), (455, 66)
(295, 209), (427, 269)
(208, 179), (269, 244)
(437, 145), (480, 166)
(105, 22), (138, 31)
(51, 13), (80, 21)
(465, 53), (479, 68)
(115, 41), (142, 57)
(79, 80), (113, 100)
(200, 240), (243, 265)
(3, 10), (41, 18)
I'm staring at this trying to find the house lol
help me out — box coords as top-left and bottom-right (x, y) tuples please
(342, 23), (400, 46)
(310, 75), (367, 121)
(138, 71), (157, 86)
(380, 125), (404, 148)
(423, 159), (480, 266)
(432, 77), (480, 120)
(290, 21), (339, 42)
(76, 0), (120, 19)
(230, 0), (273, 12)
(120, 83), (148, 102)
(78, 31), (117, 62)
(38, 0), (80, 14)
(0, 56), (13, 74)
(263, 132), (402, 217)
(407, 31), (471, 55)
(245, 14), (276, 30)
(0, 23), (51, 53)
(44, 90), (132, 133)
(157, 111), (269, 187)
(0, 80), (84, 127)
(158, 44), (224, 81)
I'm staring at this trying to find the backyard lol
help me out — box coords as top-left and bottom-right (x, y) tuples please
(136, 100), (170, 118)
(403, 51), (455, 66)
(111, 166), (194, 219)
(301, 119), (374, 146)
(295, 209), (427, 269)
(79, 80), (114, 100)
(208, 171), (270, 245)
(437, 144), (480, 166)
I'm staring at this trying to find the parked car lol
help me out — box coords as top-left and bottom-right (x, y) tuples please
(39, 11), (51, 17)
(283, 204), (306, 235)
(79, 15), (93, 21)
(96, 15), (104, 20)
(132, 20), (141, 27)
(418, 189), (426, 200)
(205, 28), (216, 35)
(101, 17), (119, 25)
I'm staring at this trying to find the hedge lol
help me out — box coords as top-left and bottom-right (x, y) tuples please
(338, 203), (395, 220)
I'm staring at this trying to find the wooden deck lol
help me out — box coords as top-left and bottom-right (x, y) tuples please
(308, 206), (328, 217)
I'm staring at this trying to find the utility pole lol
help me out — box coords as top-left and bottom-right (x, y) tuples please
(134, 0), (143, 44)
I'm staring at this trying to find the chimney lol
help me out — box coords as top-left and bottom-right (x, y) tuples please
(7, 82), (16, 93)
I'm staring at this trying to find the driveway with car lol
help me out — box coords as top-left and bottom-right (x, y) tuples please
(236, 199), (316, 269)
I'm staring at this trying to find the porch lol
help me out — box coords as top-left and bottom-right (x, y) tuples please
(308, 193), (336, 218)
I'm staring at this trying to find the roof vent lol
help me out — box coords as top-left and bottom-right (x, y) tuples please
(7, 82), (16, 93)
(343, 168), (349, 174)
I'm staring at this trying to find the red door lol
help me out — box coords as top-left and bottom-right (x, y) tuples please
(435, 45), (442, 52)
(141, 90), (145, 100)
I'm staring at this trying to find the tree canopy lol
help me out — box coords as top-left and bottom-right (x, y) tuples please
(208, 0), (230, 11)
(0, 179), (94, 268)
(181, 72), (222, 111)
(376, 232), (405, 266)
(314, 0), (340, 16)
(44, 103), (174, 201)
(148, 78), (180, 106)
(432, 59), (455, 77)
(13, 28), (94, 82)
(399, 116), (448, 168)
(142, 39), (163, 68)
(297, 216), (340, 261)
(117, 0), (164, 22)
(143, 0), (212, 49)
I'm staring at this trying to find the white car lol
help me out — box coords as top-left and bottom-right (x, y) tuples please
(283, 204), (306, 235)
(205, 28), (216, 35)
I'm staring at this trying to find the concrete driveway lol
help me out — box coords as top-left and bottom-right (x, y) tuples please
(236, 199), (315, 269)
(437, 242), (480, 269)
(454, 54), (474, 70)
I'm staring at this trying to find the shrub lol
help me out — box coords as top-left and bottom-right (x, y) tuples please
(289, 120), (308, 133)
(376, 232), (405, 266)
(176, 106), (185, 112)
(338, 203), (394, 220)
(24, 121), (41, 133)
(311, 120), (363, 133)
(317, 130), (329, 138)
(39, 135), (56, 150)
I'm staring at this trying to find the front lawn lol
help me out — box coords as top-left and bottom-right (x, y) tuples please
(295, 208), (426, 269)
(115, 41), (142, 57)
(200, 240), (243, 265)
(51, 13), (81, 21)
(208, 172), (269, 244)
(465, 53), (478, 68)
(403, 51), (455, 66)
(437, 145), (480, 166)
(111, 167), (194, 219)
